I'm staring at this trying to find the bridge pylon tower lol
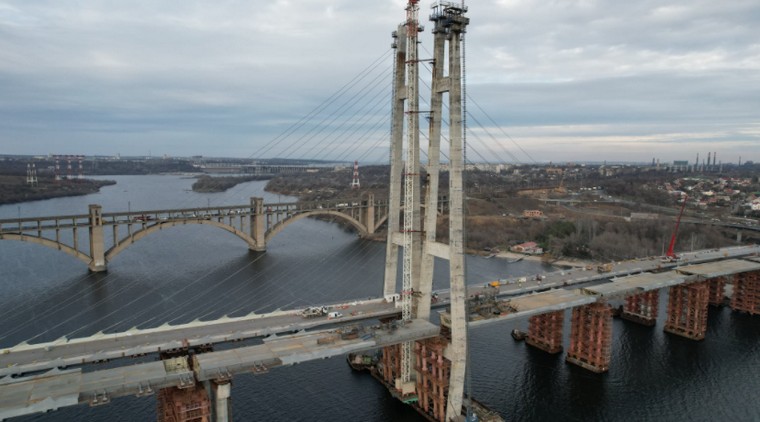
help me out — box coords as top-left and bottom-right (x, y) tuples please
(382, 1), (469, 420)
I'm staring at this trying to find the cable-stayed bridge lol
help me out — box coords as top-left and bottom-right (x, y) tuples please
(3, 2), (760, 421)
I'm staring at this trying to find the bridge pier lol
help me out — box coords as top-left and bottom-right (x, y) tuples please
(414, 337), (449, 422)
(525, 310), (564, 354)
(730, 270), (760, 315)
(212, 381), (231, 422)
(621, 290), (659, 326)
(664, 281), (709, 340)
(249, 197), (266, 252)
(360, 193), (376, 235)
(157, 383), (211, 422)
(566, 303), (612, 373)
(88, 204), (107, 272)
(708, 276), (727, 306)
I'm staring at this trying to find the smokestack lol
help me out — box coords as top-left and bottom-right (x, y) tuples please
(713, 152), (717, 167)
(707, 152), (711, 168)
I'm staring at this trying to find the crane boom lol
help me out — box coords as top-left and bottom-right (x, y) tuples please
(665, 195), (687, 259)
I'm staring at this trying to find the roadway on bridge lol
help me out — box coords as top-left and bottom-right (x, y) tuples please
(2, 245), (758, 379)
(0, 320), (439, 420)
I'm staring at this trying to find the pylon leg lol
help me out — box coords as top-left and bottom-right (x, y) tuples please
(621, 290), (659, 326)
(664, 281), (709, 340)
(730, 270), (760, 315)
(565, 303), (613, 373)
(525, 310), (564, 353)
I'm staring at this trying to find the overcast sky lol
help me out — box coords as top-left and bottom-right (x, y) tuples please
(1, 0), (758, 164)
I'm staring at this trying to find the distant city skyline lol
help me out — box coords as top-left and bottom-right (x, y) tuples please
(1, 1), (758, 163)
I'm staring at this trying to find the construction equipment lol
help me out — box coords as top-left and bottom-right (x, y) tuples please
(554, 170), (567, 194)
(663, 195), (688, 262)
(300, 306), (328, 318)
(597, 263), (613, 273)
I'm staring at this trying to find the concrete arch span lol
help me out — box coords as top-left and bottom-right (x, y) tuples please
(265, 210), (367, 243)
(0, 233), (92, 265)
(106, 219), (257, 262)
(373, 204), (442, 232)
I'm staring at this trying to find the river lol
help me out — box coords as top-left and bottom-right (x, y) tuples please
(1, 175), (758, 421)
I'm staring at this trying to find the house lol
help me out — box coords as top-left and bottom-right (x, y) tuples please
(510, 241), (543, 255)
(522, 210), (544, 218)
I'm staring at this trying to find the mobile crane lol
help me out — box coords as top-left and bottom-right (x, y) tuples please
(662, 195), (687, 262)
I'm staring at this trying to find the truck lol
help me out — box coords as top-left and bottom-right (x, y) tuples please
(301, 306), (328, 318)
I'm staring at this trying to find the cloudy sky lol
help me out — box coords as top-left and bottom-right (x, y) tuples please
(1, 0), (758, 164)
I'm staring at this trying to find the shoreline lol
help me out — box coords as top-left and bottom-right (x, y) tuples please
(492, 250), (591, 268)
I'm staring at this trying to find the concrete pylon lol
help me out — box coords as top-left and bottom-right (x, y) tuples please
(213, 381), (231, 422)
(383, 23), (407, 298)
(249, 197), (266, 252)
(88, 204), (107, 272)
(442, 10), (470, 420)
(382, 3), (469, 419)
(417, 20), (446, 323)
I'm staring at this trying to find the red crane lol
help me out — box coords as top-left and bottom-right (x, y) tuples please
(664, 195), (687, 261)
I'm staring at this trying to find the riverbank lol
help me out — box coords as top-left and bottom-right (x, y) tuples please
(192, 174), (273, 192)
(0, 175), (116, 205)
(493, 250), (591, 268)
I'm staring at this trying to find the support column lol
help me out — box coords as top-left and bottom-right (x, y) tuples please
(526, 310), (564, 354)
(382, 343), (402, 385)
(566, 303), (613, 373)
(730, 270), (760, 315)
(212, 382), (231, 422)
(414, 337), (450, 422)
(362, 193), (376, 235)
(157, 384), (210, 422)
(417, 22), (446, 323)
(444, 10), (470, 420)
(383, 24), (406, 297)
(88, 204), (107, 272)
(664, 281), (709, 340)
(621, 290), (659, 326)
(708, 276), (727, 307)
(249, 197), (266, 252)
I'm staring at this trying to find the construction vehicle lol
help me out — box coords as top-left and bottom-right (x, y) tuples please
(662, 195), (688, 262)
(301, 306), (328, 318)
(597, 263), (613, 273)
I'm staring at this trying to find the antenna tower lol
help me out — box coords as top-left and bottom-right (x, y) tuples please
(26, 163), (38, 186)
(54, 156), (61, 181)
(351, 161), (360, 189)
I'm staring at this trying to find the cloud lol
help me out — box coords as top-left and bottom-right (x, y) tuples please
(0, 0), (758, 163)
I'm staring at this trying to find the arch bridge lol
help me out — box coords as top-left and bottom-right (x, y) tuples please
(0, 195), (418, 273)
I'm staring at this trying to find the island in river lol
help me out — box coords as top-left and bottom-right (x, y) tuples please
(191, 175), (273, 192)
(0, 175), (116, 206)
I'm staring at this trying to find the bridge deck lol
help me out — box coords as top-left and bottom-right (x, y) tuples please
(583, 271), (688, 298)
(0, 299), (399, 378)
(469, 290), (596, 327)
(676, 259), (760, 278)
(0, 320), (438, 420)
(194, 319), (438, 381)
